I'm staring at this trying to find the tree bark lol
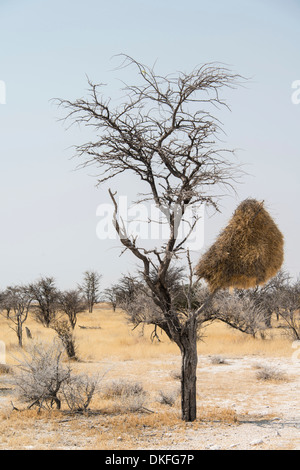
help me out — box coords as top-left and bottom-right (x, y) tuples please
(17, 318), (23, 348)
(180, 317), (198, 422)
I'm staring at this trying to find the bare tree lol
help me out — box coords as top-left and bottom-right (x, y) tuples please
(29, 276), (59, 327)
(234, 270), (291, 327)
(212, 290), (268, 338)
(103, 286), (119, 311)
(1, 286), (33, 347)
(276, 279), (300, 340)
(79, 270), (102, 313)
(61, 373), (100, 412)
(0, 289), (13, 318)
(56, 55), (243, 421)
(114, 274), (143, 304)
(59, 289), (87, 329)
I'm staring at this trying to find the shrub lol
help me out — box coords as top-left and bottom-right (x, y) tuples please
(61, 373), (99, 412)
(157, 389), (180, 407)
(102, 379), (144, 398)
(13, 341), (71, 411)
(12, 340), (100, 412)
(102, 379), (147, 412)
(210, 355), (228, 365)
(255, 365), (287, 382)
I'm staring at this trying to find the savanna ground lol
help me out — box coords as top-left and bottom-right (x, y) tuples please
(0, 303), (299, 450)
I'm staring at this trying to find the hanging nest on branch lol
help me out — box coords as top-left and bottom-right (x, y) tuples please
(195, 199), (284, 292)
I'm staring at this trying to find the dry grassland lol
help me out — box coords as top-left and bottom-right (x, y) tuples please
(0, 304), (299, 450)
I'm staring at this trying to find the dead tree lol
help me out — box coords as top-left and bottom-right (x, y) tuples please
(79, 270), (102, 313)
(276, 279), (300, 340)
(103, 286), (119, 311)
(1, 286), (33, 347)
(212, 290), (269, 338)
(29, 276), (60, 327)
(59, 289), (87, 329)
(56, 55), (243, 421)
(0, 289), (12, 318)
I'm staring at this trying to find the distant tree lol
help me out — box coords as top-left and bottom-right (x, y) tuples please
(103, 286), (119, 311)
(114, 275), (143, 305)
(121, 271), (269, 341)
(212, 290), (269, 338)
(79, 270), (102, 313)
(121, 267), (190, 338)
(235, 270), (291, 327)
(59, 289), (87, 329)
(51, 320), (77, 360)
(258, 270), (291, 324)
(1, 286), (33, 347)
(0, 288), (13, 318)
(276, 279), (300, 340)
(29, 277), (60, 327)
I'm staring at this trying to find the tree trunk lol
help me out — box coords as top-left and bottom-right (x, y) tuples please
(180, 317), (198, 422)
(17, 319), (23, 348)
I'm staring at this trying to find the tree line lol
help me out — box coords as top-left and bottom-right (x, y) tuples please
(0, 270), (101, 355)
(2, 266), (299, 358)
(105, 268), (300, 343)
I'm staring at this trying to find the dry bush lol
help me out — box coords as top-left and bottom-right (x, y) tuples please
(12, 341), (71, 411)
(12, 340), (100, 412)
(157, 388), (180, 407)
(61, 373), (100, 412)
(101, 379), (147, 413)
(212, 291), (268, 338)
(102, 379), (144, 398)
(210, 355), (228, 365)
(255, 365), (287, 383)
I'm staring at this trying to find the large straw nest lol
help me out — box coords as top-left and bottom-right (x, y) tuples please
(195, 199), (284, 292)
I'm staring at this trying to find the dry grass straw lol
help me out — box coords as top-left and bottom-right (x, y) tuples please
(254, 364), (288, 383)
(196, 199), (284, 291)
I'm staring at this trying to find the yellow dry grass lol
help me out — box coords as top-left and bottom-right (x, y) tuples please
(0, 303), (297, 450)
(198, 320), (292, 357)
(0, 303), (292, 366)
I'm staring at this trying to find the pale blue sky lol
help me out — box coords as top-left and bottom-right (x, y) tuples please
(0, 0), (299, 289)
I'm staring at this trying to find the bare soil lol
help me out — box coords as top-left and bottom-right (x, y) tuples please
(0, 353), (299, 450)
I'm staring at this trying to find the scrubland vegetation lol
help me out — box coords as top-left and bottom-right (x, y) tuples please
(0, 296), (299, 450)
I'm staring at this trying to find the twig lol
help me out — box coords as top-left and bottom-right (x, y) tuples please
(10, 401), (19, 411)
